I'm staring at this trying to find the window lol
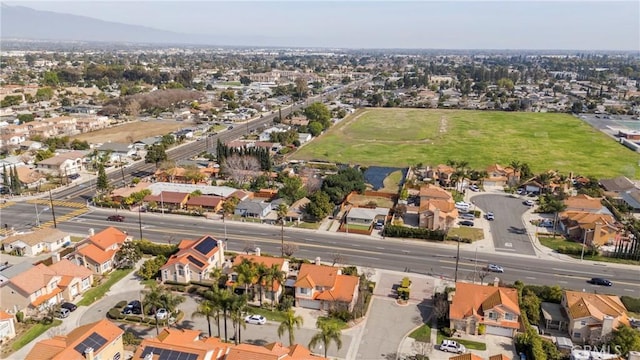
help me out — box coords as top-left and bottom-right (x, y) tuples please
(573, 332), (581, 339)
(113, 353), (121, 360)
(35, 289), (42, 297)
(300, 288), (311, 295)
(580, 320), (587, 326)
(487, 312), (498, 320)
(82, 277), (91, 290)
(178, 266), (184, 276)
(505, 313), (514, 321)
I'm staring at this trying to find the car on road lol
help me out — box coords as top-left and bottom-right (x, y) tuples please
(439, 339), (466, 354)
(487, 264), (504, 273)
(107, 215), (125, 222)
(486, 212), (495, 221)
(244, 314), (267, 325)
(524, 199), (535, 206)
(67, 173), (81, 180)
(60, 302), (77, 312)
(122, 300), (142, 315)
(588, 278), (613, 286)
(469, 184), (479, 192)
(155, 308), (169, 319)
(459, 220), (475, 227)
(54, 308), (70, 319)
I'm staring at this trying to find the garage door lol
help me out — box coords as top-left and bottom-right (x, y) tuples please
(486, 325), (513, 337)
(298, 299), (321, 310)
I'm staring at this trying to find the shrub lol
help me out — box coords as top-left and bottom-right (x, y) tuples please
(134, 240), (178, 257)
(124, 315), (144, 322)
(107, 308), (122, 320)
(278, 296), (295, 312)
(187, 286), (200, 294)
(15, 311), (24, 323)
(621, 296), (640, 313)
(383, 225), (446, 241)
(441, 327), (454, 337)
(401, 277), (412, 288)
(328, 308), (353, 322)
(397, 287), (410, 300)
(115, 300), (128, 308)
(164, 280), (189, 286)
(477, 324), (486, 335)
(122, 331), (141, 346)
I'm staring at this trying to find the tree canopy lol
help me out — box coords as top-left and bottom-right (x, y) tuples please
(321, 167), (366, 204)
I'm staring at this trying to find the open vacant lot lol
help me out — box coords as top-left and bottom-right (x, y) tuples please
(292, 109), (640, 179)
(71, 120), (190, 144)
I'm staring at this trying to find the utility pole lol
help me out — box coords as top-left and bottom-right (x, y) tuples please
(454, 236), (460, 283)
(49, 190), (57, 228)
(138, 205), (143, 240)
(119, 156), (126, 186)
(473, 246), (478, 284)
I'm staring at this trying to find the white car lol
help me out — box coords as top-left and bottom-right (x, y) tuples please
(487, 264), (504, 273)
(524, 199), (535, 206)
(440, 339), (466, 354)
(469, 184), (479, 192)
(486, 212), (495, 221)
(244, 314), (267, 325)
(155, 308), (168, 320)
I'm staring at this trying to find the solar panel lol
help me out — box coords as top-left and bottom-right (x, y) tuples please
(187, 255), (205, 268)
(74, 332), (107, 354)
(141, 346), (198, 360)
(193, 236), (217, 255)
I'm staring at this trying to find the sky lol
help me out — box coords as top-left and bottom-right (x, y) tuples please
(6, 1), (640, 50)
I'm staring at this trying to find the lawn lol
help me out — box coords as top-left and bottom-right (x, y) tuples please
(539, 237), (640, 265)
(436, 330), (487, 351)
(381, 170), (404, 193)
(247, 306), (288, 322)
(292, 108), (640, 179)
(409, 324), (431, 342)
(78, 268), (133, 306)
(447, 227), (485, 242)
(344, 223), (371, 231)
(11, 320), (62, 351)
(71, 119), (189, 144)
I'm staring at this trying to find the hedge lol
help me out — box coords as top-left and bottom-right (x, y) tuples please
(115, 300), (128, 308)
(134, 240), (178, 257)
(107, 308), (123, 320)
(382, 225), (446, 241)
(621, 296), (640, 313)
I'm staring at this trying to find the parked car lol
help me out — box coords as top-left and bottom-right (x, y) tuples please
(517, 188), (526, 195)
(487, 264), (504, 273)
(459, 220), (475, 227)
(588, 278), (613, 286)
(244, 314), (267, 325)
(486, 212), (495, 221)
(55, 308), (70, 319)
(122, 300), (142, 315)
(67, 173), (81, 180)
(155, 308), (169, 319)
(60, 302), (77, 312)
(439, 339), (466, 354)
(107, 215), (125, 222)
(524, 200), (535, 206)
(460, 213), (475, 220)
(469, 184), (479, 192)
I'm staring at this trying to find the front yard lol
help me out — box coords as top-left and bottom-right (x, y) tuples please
(539, 237), (640, 265)
(1, 319), (63, 357)
(447, 227), (484, 242)
(436, 330), (487, 351)
(78, 268), (133, 306)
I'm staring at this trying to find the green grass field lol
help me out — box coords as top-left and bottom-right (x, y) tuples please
(292, 109), (640, 179)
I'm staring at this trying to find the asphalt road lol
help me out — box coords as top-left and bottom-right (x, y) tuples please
(0, 201), (85, 232)
(472, 194), (537, 256)
(47, 207), (640, 296)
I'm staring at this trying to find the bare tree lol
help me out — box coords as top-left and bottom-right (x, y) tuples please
(125, 99), (141, 118)
(282, 242), (299, 257)
(331, 252), (347, 267)
(243, 241), (256, 254)
(300, 167), (322, 193)
(433, 293), (449, 321)
(222, 155), (261, 185)
(411, 340), (432, 359)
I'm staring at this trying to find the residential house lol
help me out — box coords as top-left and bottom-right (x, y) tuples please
(294, 263), (360, 311)
(36, 150), (87, 176)
(72, 227), (131, 275)
(185, 195), (223, 213)
(230, 254), (289, 302)
(154, 167), (212, 184)
(15, 166), (46, 189)
(75, 116), (109, 133)
(0, 311), (16, 342)
(286, 197), (311, 223)
(144, 191), (190, 210)
(133, 328), (232, 360)
(1, 228), (70, 257)
(345, 207), (389, 227)
(235, 199), (272, 219)
(425, 164), (455, 187)
(448, 355), (484, 360)
(108, 180), (152, 204)
(0, 257), (91, 315)
(559, 195), (619, 246)
(599, 176), (637, 195)
(226, 342), (328, 360)
(562, 290), (629, 344)
(95, 142), (136, 162)
(19, 140), (43, 151)
(449, 282), (521, 337)
(418, 184), (459, 230)
(133, 136), (162, 150)
(0, 261), (34, 286)
(160, 235), (225, 284)
(298, 133), (312, 144)
(484, 164), (518, 188)
(564, 194), (608, 213)
(25, 319), (124, 360)
(620, 189), (640, 213)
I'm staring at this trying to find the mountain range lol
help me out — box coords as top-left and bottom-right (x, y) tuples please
(0, 4), (291, 47)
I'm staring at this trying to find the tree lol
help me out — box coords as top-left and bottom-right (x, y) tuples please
(115, 241), (142, 269)
(96, 163), (109, 192)
(307, 121), (324, 137)
(282, 242), (299, 257)
(305, 191), (334, 220)
(279, 176), (306, 204)
(609, 325), (640, 357)
(304, 102), (331, 129)
(35, 149), (54, 162)
(42, 71), (59, 86)
(545, 198), (567, 238)
(192, 299), (218, 338)
(294, 77), (308, 99)
(277, 203), (289, 257)
(222, 155), (261, 185)
(145, 144), (168, 168)
(143, 284), (185, 335)
(229, 294), (248, 344)
(234, 258), (257, 299)
(278, 309), (304, 346)
(264, 264), (286, 307)
(309, 318), (343, 358)
(321, 167), (366, 204)
(137, 255), (167, 280)
(35, 87), (54, 101)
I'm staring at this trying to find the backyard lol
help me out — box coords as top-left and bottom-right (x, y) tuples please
(71, 119), (190, 144)
(348, 194), (395, 208)
(292, 108), (640, 179)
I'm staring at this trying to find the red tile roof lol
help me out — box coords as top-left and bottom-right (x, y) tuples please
(449, 283), (520, 327)
(88, 226), (128, 250)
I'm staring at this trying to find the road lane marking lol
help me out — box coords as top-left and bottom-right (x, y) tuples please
(624, 289), (635, 292)
(526, 277), (536, 280)
(551, 268), (594, 275)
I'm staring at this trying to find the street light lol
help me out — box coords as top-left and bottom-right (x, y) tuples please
(454, 235), (461, 283)
(34, 203), (49, 227)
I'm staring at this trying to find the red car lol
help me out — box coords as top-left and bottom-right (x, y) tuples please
(107, 215), (125, 222)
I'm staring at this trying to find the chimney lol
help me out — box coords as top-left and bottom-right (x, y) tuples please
(254, 247), (261, 256)
(493, 277), (500, 287)
(84, 347), (95, 360)
(337, 269), (342, 275)
(51, 253), (60, 263)
(88, 228), (95, 236)
(601, 315), (614, 337)
(315, 257), (321, 265)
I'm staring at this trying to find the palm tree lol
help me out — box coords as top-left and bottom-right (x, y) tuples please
(537, 173), (553, 194)
(277, 203), (289, 257)
(452, 169), (466, 192)
(213, 288), (234, 342)
(309, 318), (343, 358)
(143, 284), (186, 335)
(264, 264), (286, 308)
(209, 267), (223, 289)
(509, 160), (522, 186)
(278, 309), (304, 346)
(229, 294), (248, 345)
(546, 199), (567, 238)
(203, 289), (223, 337)
(255, 263), (269, 307)
(234, 258), (257, 299)
(192, 298), (218, 338)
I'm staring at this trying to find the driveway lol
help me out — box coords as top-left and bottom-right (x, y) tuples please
(472, 194), (536, 256)
(427, 334), (518, 360)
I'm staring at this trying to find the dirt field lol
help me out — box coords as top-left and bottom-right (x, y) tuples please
(348, 194), (395, 208)
(71, 120), (193, 144)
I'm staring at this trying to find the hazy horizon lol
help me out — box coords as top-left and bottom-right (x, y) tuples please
(3, 1), (640, 51)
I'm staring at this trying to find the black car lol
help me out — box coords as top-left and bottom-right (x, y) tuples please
(588, 278), (613, 286)
(60, 302), (77, 312)
(459, 220), (475, 227)
(122, 300), (142, 315)
(107, 215), (125, 222)
(67, 173), (81, 180)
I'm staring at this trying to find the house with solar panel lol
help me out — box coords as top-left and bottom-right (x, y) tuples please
(25, 319), (124, 360)
(160, 235), (225, 284)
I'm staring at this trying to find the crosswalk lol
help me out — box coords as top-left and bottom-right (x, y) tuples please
(35, 208), (89, 230)
(26, 199), (87, 209)
(0, 201), (15, 209)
